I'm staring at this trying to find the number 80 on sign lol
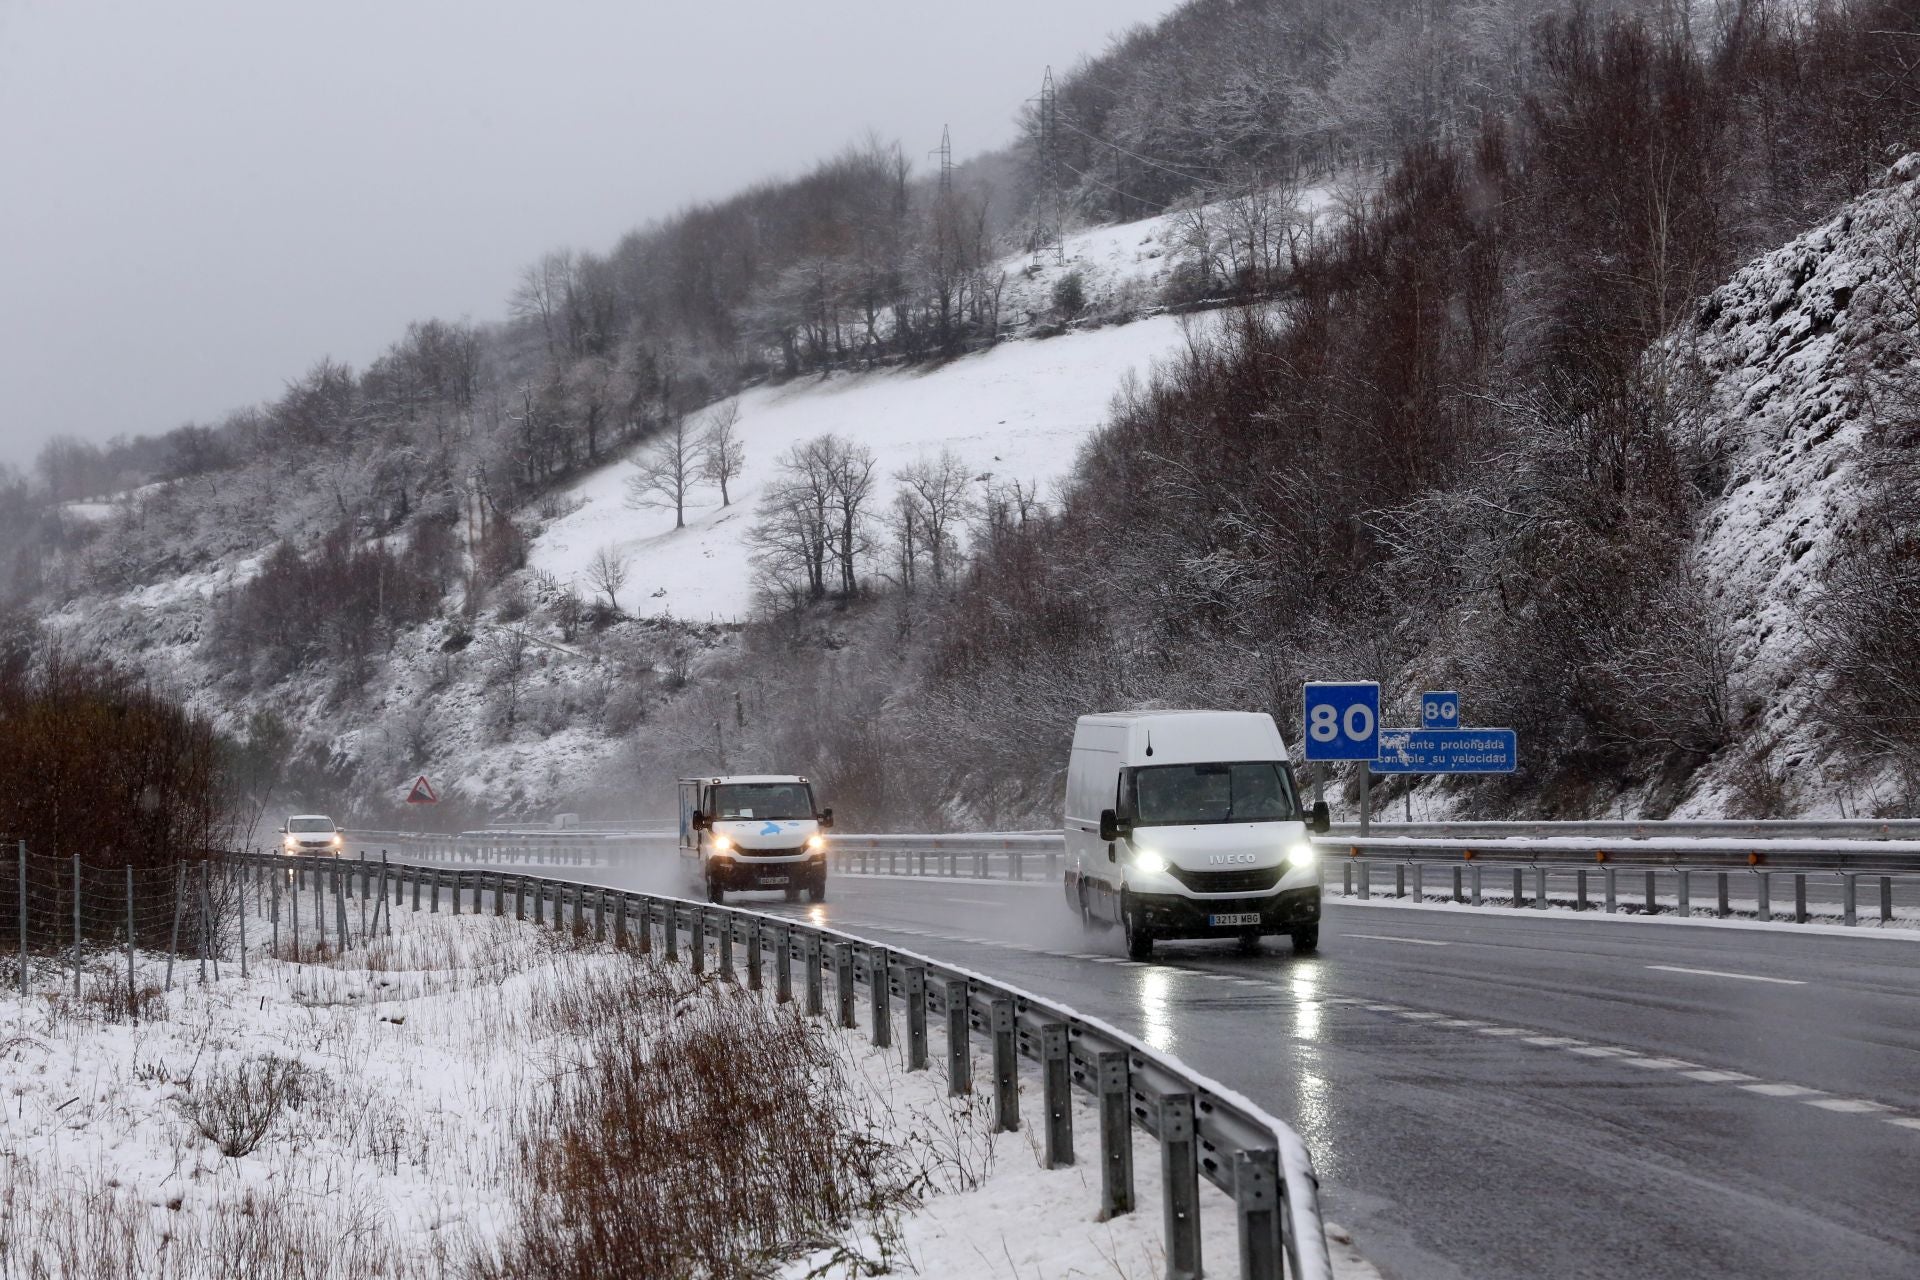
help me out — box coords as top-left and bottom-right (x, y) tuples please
(1302, 682), (1381, 762)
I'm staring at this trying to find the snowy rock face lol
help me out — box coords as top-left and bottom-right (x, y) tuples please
(1676, 158), (1917, 810)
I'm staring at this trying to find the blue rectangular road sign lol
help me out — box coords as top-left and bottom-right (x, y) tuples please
(1373, 728), (1517, 774)
(1420, 692), (1461, 730)
(1303, 682), (1380, 762)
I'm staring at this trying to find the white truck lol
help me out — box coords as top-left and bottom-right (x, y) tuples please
(677, 774), (832, 904)
(1061, 710), (1328, 960)
(280, 814), (344, 855)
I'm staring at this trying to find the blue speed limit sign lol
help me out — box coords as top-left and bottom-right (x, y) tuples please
(1421, 692), (1461, 729)
(1303, 682), (1380, 761)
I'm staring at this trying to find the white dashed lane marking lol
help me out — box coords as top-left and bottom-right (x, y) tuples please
(1339, 933), (1450, 946)
(1646, 964), (1807, 986)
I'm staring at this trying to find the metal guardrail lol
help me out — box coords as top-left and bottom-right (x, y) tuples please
(227, 850), (1334, 1280)
(1328, 819), (1920, 841)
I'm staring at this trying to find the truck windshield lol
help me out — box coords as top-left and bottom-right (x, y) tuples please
(288, 817), (334, 833)
(711, 783), (815, 821)
(1126, 762), (1298, 827)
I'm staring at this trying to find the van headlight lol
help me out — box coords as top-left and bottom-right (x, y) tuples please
(807, 834), (826, 852)
(1133, 850), (1169, 876)
(713, 834), (734, 853)
(1286, 842), (1316, 868)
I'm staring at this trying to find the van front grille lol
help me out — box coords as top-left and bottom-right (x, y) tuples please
(1165, 865), (1283, 894)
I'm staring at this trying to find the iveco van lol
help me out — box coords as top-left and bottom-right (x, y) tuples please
(678, 775), (833, 904)
(1061, 711), (1328, 959)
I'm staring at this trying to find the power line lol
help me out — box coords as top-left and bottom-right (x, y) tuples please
(1060, 158), (1169, 214)
(1055, 115), (1217, 185)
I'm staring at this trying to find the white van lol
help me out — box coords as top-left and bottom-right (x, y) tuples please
(677, 775), (832, 904)
(1062, 711), (1328, 959)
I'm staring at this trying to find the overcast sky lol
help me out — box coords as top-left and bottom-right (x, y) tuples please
(0, 0), (1177, 468)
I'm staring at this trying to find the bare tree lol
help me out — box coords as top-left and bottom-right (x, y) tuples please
(699, 402), (746, 507)
(747, 433), (875, 605)
(894, 449), (975, 586)
(584, 545), (629, 613)
(625, 416), (700, 529)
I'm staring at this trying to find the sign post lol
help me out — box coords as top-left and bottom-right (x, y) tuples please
(1303, 682), (1381, 835)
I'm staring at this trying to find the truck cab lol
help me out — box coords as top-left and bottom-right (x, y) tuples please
(678, 775), (832, 904)
(1062, 710), (1328, 959)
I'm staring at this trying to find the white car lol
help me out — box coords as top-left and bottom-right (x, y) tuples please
(1062, 710), (1327, 959)
(677, 775), (832, 904)
(281, 814), (344, 855)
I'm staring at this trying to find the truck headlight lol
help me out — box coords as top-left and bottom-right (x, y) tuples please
(712, 835), (733, 853)
(1133, 850), (1169, 876)
(1286, 842), (1316, 868)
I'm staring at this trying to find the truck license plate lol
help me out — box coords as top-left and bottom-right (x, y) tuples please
(1208, 912), (1260, 928)
(761, 876), (789, 886)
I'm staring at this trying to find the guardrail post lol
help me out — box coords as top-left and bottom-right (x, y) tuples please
(1881, 876), (1894, 925)
(775, 924), (792, 1003)
(472, 873), (483, 915)
(1843, 874), (1857, 927)
(690, 908), (707, 974)
(1160, 1092), (1202, 1279)
(803, 934), (823, 1016)
(1410, 861), (1422, 901)
(1576, 868), (1588, 912)
(1041, 1021), (1072, 1167)
(665, 904), (680, 963)
(1471, 863), (1482, 906)
(868, 947), (890, 1047)
(746, 923), (762, 990)
(718, 915), (734, 977)
(1357, 861), (1370, 900)
(1533, 865), (1547, 909)
(835, 944), (856, 1029)
(1451, 865), (1462, 902)
(1604, 865), (1617, 913)
(1645, 870), (1658, 915)
(990, 997), (1018, 1132)
(1341, 862), (1350, 897)
(572, 885), (585, 936)
(430, 870), (440, 914)
(1234, 1147), (1284, 1280)
(1716, 872), (1729, 918)
(411, 867), (421, 913)
(1394, 863), (1405, 899)
(450, 869), (461, 916)
(905, 966), (928, 1070)
(594, 891), (606, 942)
(1755, 870), (1771, 921)
(614, 894), (627, 946)
(1512, 867), (1523, 907)
(945, 979), (970, 1095)
(1794, 873), (1807, 924)
(1096, 1051), (1134, 1218)
(1677, 869), (1691, 918)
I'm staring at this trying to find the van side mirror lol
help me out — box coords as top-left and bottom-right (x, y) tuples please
(1310, 801), (1331, 835)
(1099, 808), (1130, 842)
(690, 811), (709, 832)
(817, 807), (834, 830)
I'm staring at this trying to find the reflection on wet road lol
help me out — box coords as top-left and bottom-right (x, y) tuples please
(752, 873), (1920, 1280)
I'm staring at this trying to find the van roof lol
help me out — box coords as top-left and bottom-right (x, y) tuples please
(679, 775), (810, 785)
(1076, 710), (1290, 765)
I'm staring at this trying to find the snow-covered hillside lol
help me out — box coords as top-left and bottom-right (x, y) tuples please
(531, 314), (1198, 621)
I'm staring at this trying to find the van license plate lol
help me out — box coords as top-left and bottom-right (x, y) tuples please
(1208, 912), (1261, 928)
(761, 876), (789, 886)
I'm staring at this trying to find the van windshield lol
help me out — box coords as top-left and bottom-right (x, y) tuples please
(711, 783), (815, 821)
(1126, 763), (1298, 827)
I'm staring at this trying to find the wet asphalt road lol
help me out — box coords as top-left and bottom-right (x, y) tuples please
(754, 874), (1920, 1280)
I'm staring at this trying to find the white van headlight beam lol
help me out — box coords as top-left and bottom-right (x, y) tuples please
(1133, 850), (1169, 876)
(1286, 842), (1316, 868)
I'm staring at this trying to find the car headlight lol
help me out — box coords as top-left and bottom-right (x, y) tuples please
(1286, 842), (1316, 868)
(283, 837), (296, 852)
(712, 834), (733, 853)
(331, 834), (343, 848)
(1133, 849), (1169, 876)
(807, 834), (826, 852)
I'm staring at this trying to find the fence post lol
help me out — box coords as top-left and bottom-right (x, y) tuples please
(1160, 1092), (1202, 1279)
(905, 965), (928, 1070)
(335, 865), (350, 950)
(357, 856), (368, 937)
(382, 855), (393, 937)
(166, 863), (184, 990)
(1096, 1050), (1134, 1219)
(1041, 1021), (1072, 1168)
(803, 933), (822, 1016)
(990, 996), (1018, 1132)
(72, 854), (82, 999)
(775, 924), (792, 1003)
(868, 947), (890, 1047)
(198, 860), (211, 985)
(289, 860), (299, 962)
(16, 841), (25, 997)
(1234, 1147), (1284, 1280)
(945, 979), (971, 1096)
(237, 863), (248, 980)
(835, 944), (856, 1029)
(125, 866), (136, 1017)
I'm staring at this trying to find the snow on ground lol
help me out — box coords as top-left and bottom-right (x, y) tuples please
(531, 313), (1203, 621)
(0, 891), (1373, 1278)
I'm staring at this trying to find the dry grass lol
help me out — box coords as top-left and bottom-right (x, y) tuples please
(174, 1055), (323, 1157)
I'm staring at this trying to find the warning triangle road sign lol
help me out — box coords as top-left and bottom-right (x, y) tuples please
(405, 775), (438, 804)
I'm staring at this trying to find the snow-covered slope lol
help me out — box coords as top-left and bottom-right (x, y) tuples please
(1670, 157), (1919, 815)
(531, 314), (1199, 621)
